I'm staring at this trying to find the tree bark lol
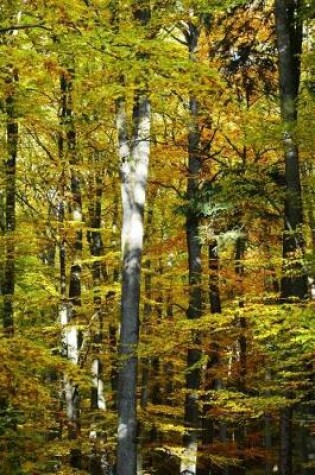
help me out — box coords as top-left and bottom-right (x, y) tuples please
(88, 152), (106, 412)
(280, 406), (293, 475)
(275, 2), (306, 474)
(231, 237), (246, 475)
(198, 241), (223, 475)
(58, 67), (83, 470)
(275, 0), (307, 300)
(3, 69), (18, 335)
(181, 21), (202, 475)
(116, 93), (151, 475)
(87, 154), (111, 474)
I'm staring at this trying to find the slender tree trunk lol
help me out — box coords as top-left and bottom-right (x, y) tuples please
(87, 154), (109, 475)
(0, 61), (19, 473)
(280, 407), (293, 475)
(108, 199), (120, 410)
(66, 68), (83, 468)
(138, 203), (156, 471)
(209, 241), (222, 316)
(232, 237), (246, 475)
(61, 67), (82, 427)
(64, 67), (83, 314)
(88, 153), (106, 412)
(57, 67), (83, 470)
(264, 368), (273, 475)
(181, 21), (202, 475)
(198, 240), (222, 475)
(116, 93), (151, 475)
(3, 69), (18, 335)
(305, 166), (315, 297)
(140, 259), (152, 412)
(275, 2), (306, 474)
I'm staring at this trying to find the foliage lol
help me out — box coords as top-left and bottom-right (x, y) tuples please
(0, 0), (315, 473)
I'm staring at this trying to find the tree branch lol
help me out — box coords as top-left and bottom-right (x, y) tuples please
(0, 23), (51, 34)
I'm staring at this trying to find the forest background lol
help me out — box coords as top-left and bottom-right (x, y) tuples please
(1, 0), (315, 474)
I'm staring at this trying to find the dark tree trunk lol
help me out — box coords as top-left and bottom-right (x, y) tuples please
(275, 2), (306, 474)
(61, 69), (83, 311)
(88, 152), (106, 411)
(58, 67), (83, 471)
(138, 261), (151, 473)
(3, 70), (18, 334)
(109, 202), (120, 409)
(231, 237), (246, 475)
(181, 21), (202, 475)
(198, 241), (223, 475)
(275, 0), (307, 300)
(209, 241), (222, 315)
(280, 407), (293, 475)
(235, 237), (246, 396)
(86, 155), (109, 473)
(140, 259), (152, 411)
(0, 59), (19, 473)
(264, 411), (273, 475)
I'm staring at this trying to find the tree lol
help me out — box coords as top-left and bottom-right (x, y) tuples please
(2, 2), (18, 336)
(275, 1), (307, 474)
(116, 4), (151, 474)
(275, 0), (307, 301)
(180, 15), (203, 475)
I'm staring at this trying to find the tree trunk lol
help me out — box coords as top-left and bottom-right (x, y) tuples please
(88, 152), (106, 412)
(280, 407), (293, 475)
(109, 200), (120, 410)
(209, 241), (222, 316)
(198, 241), (223, 475)
(3, 69), (18, 335)
(275, 2), (306, 474)
(140, 259), (152, 412)
(62, 67), (82, 427)
(264, 369), (273, 475)
(58, 67), (83, 470)
(181, 21), (202, 475)
(231, 237), (246, 475)
(116, 93), (151, 475)
(275, 0), (307, 300)
(0, 60), (19, 473)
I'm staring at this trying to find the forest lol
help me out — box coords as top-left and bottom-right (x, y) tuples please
(0, 0), (315, 474)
